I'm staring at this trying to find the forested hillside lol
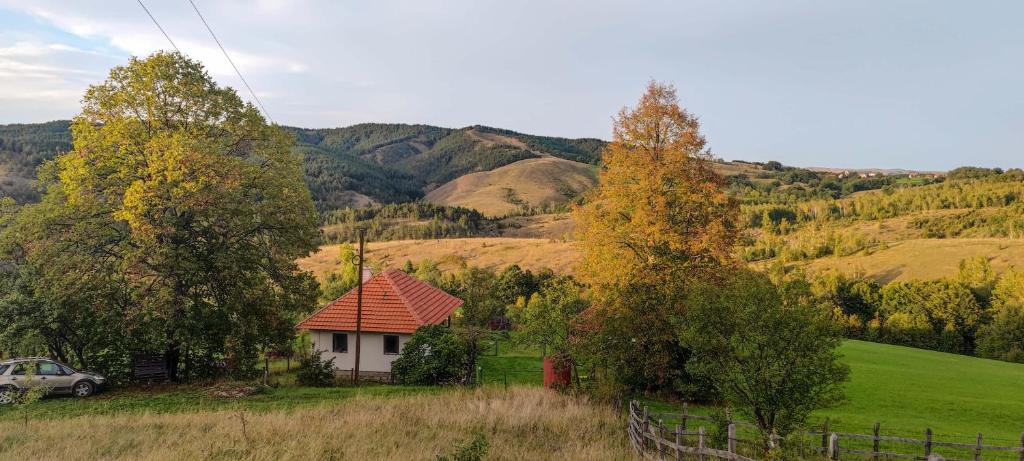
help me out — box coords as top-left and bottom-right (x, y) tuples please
(0, 121), (605, 210)
(0, 121), (72, 202)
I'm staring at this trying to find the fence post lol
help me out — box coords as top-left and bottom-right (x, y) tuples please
(829, 433), (840, 461)
(698, 426), (707, 461)
(728, 423), (737, 454)
(643, 406), (650, 450)
(681, 403), (689, 432)
(675, 424), (683, 461)
(821, 418), (830, 454)
(974, 433), (982, 461)
(654, 420), (665, 461)
(872, 422), (880, 461)
(925, 428), (933, 458)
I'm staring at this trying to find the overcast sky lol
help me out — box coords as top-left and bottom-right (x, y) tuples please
(0, 1), (1020, 170)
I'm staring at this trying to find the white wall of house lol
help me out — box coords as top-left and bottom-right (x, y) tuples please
(310, 330), (411, 373)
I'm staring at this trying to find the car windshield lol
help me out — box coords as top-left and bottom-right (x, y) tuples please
(0, 364), (8, 375)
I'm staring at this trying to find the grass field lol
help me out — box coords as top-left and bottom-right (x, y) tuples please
(3, 339), (1021, 459)
(0, 387), (632, 461)
(299, 238), (580, 276)
(805, 238), (1024, 282)
(644, 340), (1024, 450)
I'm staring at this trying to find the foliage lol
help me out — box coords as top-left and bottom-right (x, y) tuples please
(878, 280), (981, 354)
(0, 52), (320, 381)
(507, 276), (588, 355)
(572, 81), (739, 394)
(682, 269), (849, 441)
(574, 81), (739, 295)
(318, 244), (360, 303)
(0, 121), (72, 203)
(976, 306), (1024, 363)
(321, 202), (501, 243)
(392, 325), (469, 385)
(437, 431), (490, 461)
(296, 349), (336, 387)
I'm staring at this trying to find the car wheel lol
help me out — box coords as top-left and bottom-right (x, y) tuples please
(72, 381), (94, 398)
(0, 387), (15, 405)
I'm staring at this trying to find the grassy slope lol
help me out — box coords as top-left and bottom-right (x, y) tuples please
(300, 238), (580, 276)
(646, 340), (1024, 452)
(425, 156), (598, 217)
(820, 340), (1024, 441)
(806, 238), (1024, 282)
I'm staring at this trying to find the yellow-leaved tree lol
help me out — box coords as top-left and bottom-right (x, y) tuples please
(573, 81), (739, 393)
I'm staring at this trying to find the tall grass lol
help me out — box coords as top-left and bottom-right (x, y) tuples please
(0, 386), (633, 461)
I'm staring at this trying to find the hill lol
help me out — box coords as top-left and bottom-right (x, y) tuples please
(0, 121), (605, 211)
(425, 156), (598, 217)
(0, 120), (72, 202)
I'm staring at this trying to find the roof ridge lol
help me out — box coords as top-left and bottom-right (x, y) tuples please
(384, 269), (425, 325)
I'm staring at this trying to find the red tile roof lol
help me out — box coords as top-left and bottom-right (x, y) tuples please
(297, 269), (464, 334)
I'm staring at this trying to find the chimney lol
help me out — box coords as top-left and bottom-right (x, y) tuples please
(361, 268), (373, 284)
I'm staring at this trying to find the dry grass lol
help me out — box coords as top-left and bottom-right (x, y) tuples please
(300, 238), (580, 276)
(0, 387), (633, 461)
(805, 238), (1024, 282)
(499, 213), (576, 239)
(425, 157), (597, 217)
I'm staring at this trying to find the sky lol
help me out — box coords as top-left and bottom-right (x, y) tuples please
(0, 1), (1020, 171)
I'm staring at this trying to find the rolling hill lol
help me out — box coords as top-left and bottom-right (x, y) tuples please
(0, 121), (605, 211)
(425, 156), (598, 217)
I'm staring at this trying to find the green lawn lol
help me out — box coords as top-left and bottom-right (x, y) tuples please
(477, 336), (544, 386)
(642, 340), (1024, 456)
(820, 340), (1024, 442)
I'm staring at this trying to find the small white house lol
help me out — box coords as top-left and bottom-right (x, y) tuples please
(297, 268), (463, 376)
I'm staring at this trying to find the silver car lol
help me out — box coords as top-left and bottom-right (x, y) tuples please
(0, 357), (106, 404)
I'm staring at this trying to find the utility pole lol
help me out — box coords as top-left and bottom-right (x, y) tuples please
(353, 228), (366, 385)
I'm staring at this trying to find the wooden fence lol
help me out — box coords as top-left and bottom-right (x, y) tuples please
(628, 400), (757, 461)
(631, 401), (1024, 461)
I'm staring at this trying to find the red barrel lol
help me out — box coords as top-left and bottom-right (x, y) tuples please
(542, 356), (572, 388)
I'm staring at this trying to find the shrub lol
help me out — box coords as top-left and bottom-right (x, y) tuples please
(392, 325), (469, 385)
(296, 350), (336, 387)
(436, 431), (489, 461)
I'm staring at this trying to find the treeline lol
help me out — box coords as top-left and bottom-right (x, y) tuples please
(801, 258), (1024, 362)
(471, 125), (605, 164)
(320, 202), (502, 243)
(0, 121), (72, 203)
(727, 161), (941, 206)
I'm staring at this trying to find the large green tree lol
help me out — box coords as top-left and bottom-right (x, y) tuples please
(682, 269), (848, 444)
(0, 52), (319, 379)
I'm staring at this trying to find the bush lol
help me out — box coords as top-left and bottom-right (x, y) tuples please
(436, 431), (489, 461)
(296, 350), (336, 387)
(392, 325), (469, 385)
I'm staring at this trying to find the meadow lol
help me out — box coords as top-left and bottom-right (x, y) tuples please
(643, 340), (1024, 451)
(0, 387), (632, 461)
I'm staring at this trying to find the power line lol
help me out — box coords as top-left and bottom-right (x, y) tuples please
(187, 0), (275, 124)
(136, 0), (180, 52)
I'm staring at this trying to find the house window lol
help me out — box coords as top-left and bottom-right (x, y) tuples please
(332, 333), (348, 353)
(383, 335), (400, 355)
